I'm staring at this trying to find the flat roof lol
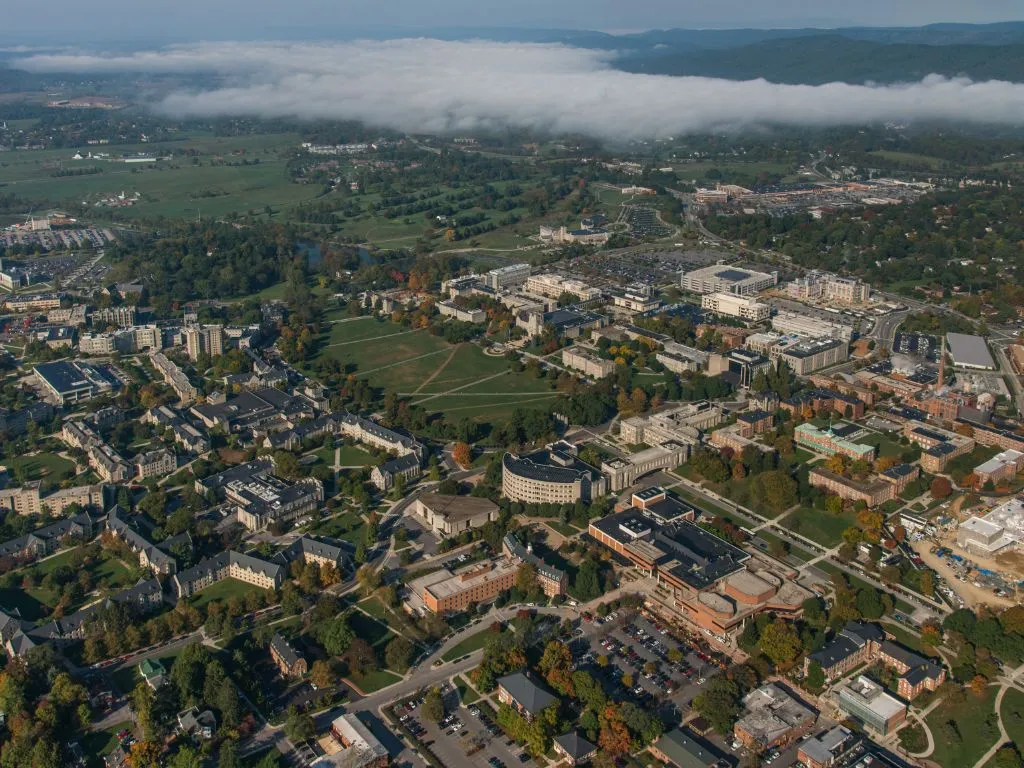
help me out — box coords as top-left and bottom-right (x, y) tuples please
(946, 333), (996, 369)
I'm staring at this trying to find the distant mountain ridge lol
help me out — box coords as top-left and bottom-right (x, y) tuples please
(614, 35), (1024, 84)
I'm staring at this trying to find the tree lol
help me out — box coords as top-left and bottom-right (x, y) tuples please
(758, 620), (802, 667)
(825, 495), (845, 515)
(825, 454), (848, 475)
(218, 741), (242, 768)
(995, 745), (1024, 768)
(128, 741), (163, 768)
(598, 704), (632, 758)
(516, 563), (539, 596)
(855, 588), (885, 620)
(385, 637), (413, 673)
(169, 747), (203, 768)
(310, 660), (334, 690)
(805, 661), (825, 692)
(422, 686), (445, 722)
(931, 477), (953, 499)
(284, 707), (316, 743)
(346, 638), (377, 677)
(452, 442), (472, 469)
(573, 559), (603, 602)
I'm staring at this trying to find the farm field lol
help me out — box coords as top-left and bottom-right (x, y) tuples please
(0, 132), (319, 220)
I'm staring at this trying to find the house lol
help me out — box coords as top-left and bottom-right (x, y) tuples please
(496, 672), (557, 721)
(650, 728), (728, 768)
(177, 706), (216, 740)
(370, 453), (421, 491)
(553, 732), (598, 766)
(139, 658), (167, 690)
(106, 506), (179, 575)
(270, 632), (308, 678)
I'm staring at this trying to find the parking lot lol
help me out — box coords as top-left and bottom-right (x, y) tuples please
(395, 684), (530, 768)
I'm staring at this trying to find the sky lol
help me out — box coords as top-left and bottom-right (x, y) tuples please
(1, 0), (1022, 41)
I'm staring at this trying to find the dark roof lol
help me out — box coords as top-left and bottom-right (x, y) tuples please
(714, 268), (752, 281)
(33, 361), (93, 394)
(503, 533), (565, 584)
(497, 672), (557, 717)
(883, 464), (916, 480)
(270, 632), (303, 669)
(554, 732), (597, 760)
(653, 728), (724, 768)
(379, 453), (420, 474)
(912, 426), (950, 443)
(879, 640), (927, 669)
(502, 450), (597, 484)
(737, 409), (772, 424)
(656, 522), (748, 590)
(277, 535), (346, 567)
(809, 622), (883, 670)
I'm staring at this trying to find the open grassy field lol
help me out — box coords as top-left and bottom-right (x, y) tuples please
(189, 578), (274, 610)
(926, 685), (1001, 768)
(6, 452), (77, 483)
(1, 548), (135, 621)
(313, 319), (562, 423)
(442, 626), (501, 662)
(1001, 688), (1024, 754)
(348, 668), (401, 693)
(311, 510), (366, 544)
(0, 132), (324, 220)
(781, 506), (858, 547)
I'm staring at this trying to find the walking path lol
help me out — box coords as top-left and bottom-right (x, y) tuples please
(410, 345), (461, 395)
(324, 328), (424, 348)
(410, 369), (511, 406)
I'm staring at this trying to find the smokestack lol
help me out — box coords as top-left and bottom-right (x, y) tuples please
(936, 337), (946, 392)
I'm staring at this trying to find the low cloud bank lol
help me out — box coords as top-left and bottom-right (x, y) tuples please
(18, 39), (1024, 138)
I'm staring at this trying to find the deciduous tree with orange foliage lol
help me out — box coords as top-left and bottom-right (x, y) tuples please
(598, 704), (632, 757)
(452, 442), (472, 469)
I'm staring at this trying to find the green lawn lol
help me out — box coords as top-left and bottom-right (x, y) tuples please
(781, 506), (858, 547)
(926, 685), (1001, 768)
(4, 549), (135, 620)
(1001, 688), (1024, 753)
(5, 452), (77, 484)
(347, 668), (401, 693)
(442, 627), (501, 662)
(356, 596), (389, 621)
(335, 445), (377, 466)
(312, 511), (367, 545)
(311, 320), (560, 424)
(546, 521), (580, 537)
(81, 722), (131, 767)
(189, 578), (274, 610)
(455, 675), (481, 705)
